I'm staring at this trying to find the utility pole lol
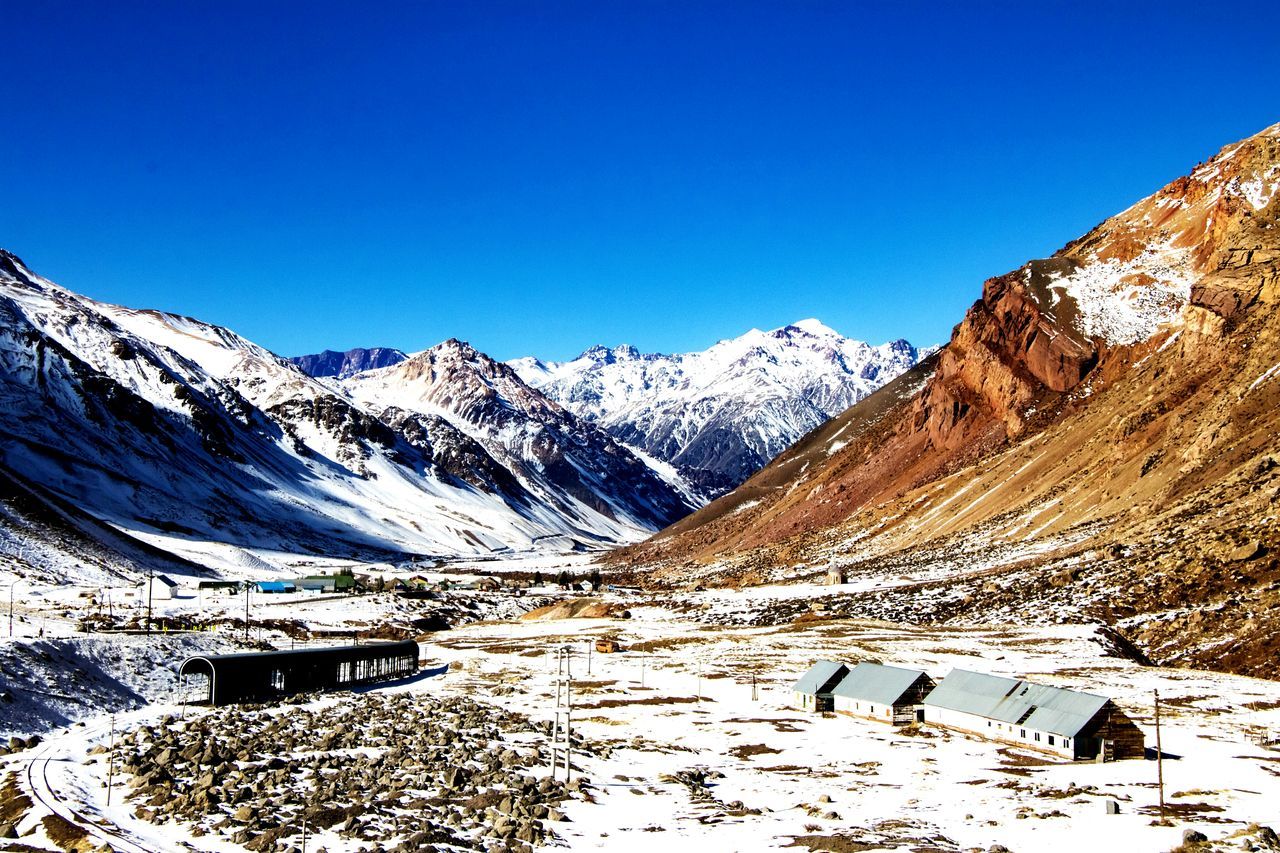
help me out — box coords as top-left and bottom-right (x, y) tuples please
(752, 672), (758, 702)
(8, 582), (14, 637)
(550, 646), (573, 782)
(586, 639), (592, 676)
(1155, 689), (1167, 825)
(146, 568), (154, 636)
(244, 585), (250, 643)
(106, 714), (117, 806)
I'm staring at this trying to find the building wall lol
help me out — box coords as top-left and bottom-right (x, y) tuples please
(1079, 703), (1147, 760)
(923, 705), (1077, 759)
(832, 695), (897, 723)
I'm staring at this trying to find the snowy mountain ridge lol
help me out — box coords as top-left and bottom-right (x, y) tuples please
(508, 320), (928, 496)
(0, 250), (693, 580)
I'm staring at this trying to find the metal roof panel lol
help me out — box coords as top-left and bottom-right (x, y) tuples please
(923, 669), (1111, 737)
(793, 660), (849, 695)
(830, 662), (930, 705)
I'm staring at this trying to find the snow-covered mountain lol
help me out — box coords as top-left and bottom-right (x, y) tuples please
(289, 347), (407, 379)
(508, 320), (927, 496)
(344, 340), (693, 528)
(0, 251), (694, 579)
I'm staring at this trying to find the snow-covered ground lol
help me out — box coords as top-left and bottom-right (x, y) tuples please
(1, 583), (1277, 852)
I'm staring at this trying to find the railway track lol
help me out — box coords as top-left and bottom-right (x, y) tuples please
(20, 721), (162, 853)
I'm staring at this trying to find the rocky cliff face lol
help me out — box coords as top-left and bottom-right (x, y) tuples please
(616, 121), (1280, 679)
(344, 340), (695, 531)
(289, 347), (407, 379)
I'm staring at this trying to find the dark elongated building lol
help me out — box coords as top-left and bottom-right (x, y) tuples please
(179, 640), (420, 705)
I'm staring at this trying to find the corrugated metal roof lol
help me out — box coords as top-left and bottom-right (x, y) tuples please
(923, 669), (1110, 737)
(830, 662), (930, 705)
(793, 660), (849, 695)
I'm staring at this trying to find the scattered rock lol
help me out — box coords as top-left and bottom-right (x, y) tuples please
(1229, 541), (1264, 562)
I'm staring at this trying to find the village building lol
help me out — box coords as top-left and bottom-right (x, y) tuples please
(253, 580), (296, 594)
(143, 574), (179, 601)
(197, 580), (242, 595)
(792, 660), (850, 713)
(830, 662), (935, 725)
(178, 639), (420, 705)
(922, 669), (1145, 761)
(293, 574), (354, 594)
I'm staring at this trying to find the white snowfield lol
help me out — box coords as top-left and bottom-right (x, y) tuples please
(3, 583), (1278, 853)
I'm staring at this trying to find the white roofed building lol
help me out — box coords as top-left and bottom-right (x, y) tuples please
(923, 669), (1145, 761)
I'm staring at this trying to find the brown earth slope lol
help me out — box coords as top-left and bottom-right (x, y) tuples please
(614, 121), (1280, 678)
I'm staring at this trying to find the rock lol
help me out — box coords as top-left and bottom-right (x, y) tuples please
(0, 823), (16, 839)
(1049, 567), (1081, 587)
(1182, 829), (1208, 844)
(1229, 541), (1264, 562)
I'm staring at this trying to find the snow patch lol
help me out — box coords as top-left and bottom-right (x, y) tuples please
(1047, 242), (1196, 345)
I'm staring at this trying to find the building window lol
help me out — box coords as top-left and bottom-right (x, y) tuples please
(1034, 733), (1041, 742)
(987, 721), (992, 727)
(1020, 729), (1026, 738)
(1064, 738), (1071, 748)
(1048, 735), (1055, 746)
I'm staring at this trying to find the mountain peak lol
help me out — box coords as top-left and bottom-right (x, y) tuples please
(289, 346), (407, 379)
(576, 343), (641, 364)
(434, 338), (481, 358)
(784, 318), (838, 337)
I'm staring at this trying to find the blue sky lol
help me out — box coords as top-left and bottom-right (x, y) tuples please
(3, 2), (1278, 361)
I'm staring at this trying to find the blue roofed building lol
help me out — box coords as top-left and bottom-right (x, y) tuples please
(254, 580), (296, 594)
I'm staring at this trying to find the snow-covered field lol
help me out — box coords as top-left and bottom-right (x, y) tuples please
(1, 582), (1278, 853)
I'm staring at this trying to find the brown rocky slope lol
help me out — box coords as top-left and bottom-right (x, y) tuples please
(613, 121), (1280, 678)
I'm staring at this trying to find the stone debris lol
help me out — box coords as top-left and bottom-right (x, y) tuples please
(110, 692), (597, 852)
